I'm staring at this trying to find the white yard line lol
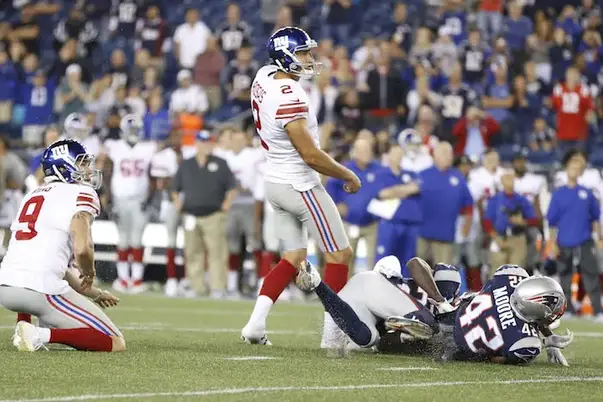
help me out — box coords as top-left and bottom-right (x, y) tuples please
(223, 356), (279, 361)
(0, 377), (601, 402)
(377, 367), (439, 371)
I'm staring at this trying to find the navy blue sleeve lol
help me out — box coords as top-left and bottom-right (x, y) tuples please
(589, 190), (601, 223)
(520, 195), (536, 220)
(546, 190), (560, 227)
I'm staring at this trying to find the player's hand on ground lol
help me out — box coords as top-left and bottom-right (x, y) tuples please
(547, 347), (569, 366)
(343, 172), (361, 193)
(94, 290), (120, 309)
(544, 329), (574, 349)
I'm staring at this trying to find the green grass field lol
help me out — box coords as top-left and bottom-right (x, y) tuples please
(1, 293), (603, 402)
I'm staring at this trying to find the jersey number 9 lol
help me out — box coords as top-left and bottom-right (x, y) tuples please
(15, 196), (45, 241)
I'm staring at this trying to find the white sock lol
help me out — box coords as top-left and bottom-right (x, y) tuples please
(246, 295), (273, 329)
(38, 327), (50, 343)
(116, 262), (130, 281)
(227, 271), (239, 293)
(256, 277), (264, 295)
(131, 262), (145, 282)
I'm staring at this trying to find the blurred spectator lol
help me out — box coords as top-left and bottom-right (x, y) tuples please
(502, 1), (533, 58)
(326, 138), (382, 272)
(482, 62), (513, 134)
(390, 2), (413, 55)
(364, 56), (407, 132)
(439, 62), (478, 140)
(19, 52), (39, 85)
(109, 0), (144, 42)
(557, 5), (582, 46)
(322, 0), (352, 46)
(106, 86), (133, 139)
(108, 49), (130, 89)
(27, 125), (61, 191)
(215, 3), (252, 61)
(484, 172), (537, 276)
(141, 67), (161, 100)
(417, 142), (473, 265)
(49, 39), (92, 84)
(477, 0), (504, 41)
(409, 27), (433, 67)
(399, 125), (435, 173)
(309, 71), (337, 125)
(489, 36), (511, 69)
(261, 0), (286, 35)
(524, 61), (550, 106)
(460, 28), (490, 89)
(529, 117), (556, 152)
(135, 5), (168, 61)
(194, 37), (226, 112)
(351, 37), (380, 91)
(83, 0), (112, 24)
(526, 16), (552, 83)
(130, 49), (151, 89)
(126, 86), (146, 116)
(332, 47), (354, 88)
(406, 77), (441, 126)
(453, 107), (501, 156)
(0, 136), (27, 191)
(172, 131), (237, 298)
(511, 74), (540, 140)
(22, 69), (56, 147)
(57, 64), (90, 123)
(171, 69), (208, 116)
(551, 66), (595, 153)
(334, 89), (363, 135)
(547, 149), (602, 319)
(577, 29), (602, 85)
(224, 46), (258, 112)
(174, 8), (212, 70)
(439, 0), (467, 46)
(288, 0), (308, 27)
(273, 4), (293, 32)
(53, 6), (98, 57)
(432, 27), (458, 77)
(86, 73), (115, 128)
(577, 0), (601, 30)
(549, 27), (575, 83)
(144, 91), (170, 141)
(0, 45), (16, 125)
(8, 4), (40, 55)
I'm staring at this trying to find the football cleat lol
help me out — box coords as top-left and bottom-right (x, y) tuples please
(112, 279), (129, 293)
(164, 278), (179, 297)
(384, 316), (434, 340)
(240, 324), (272, 346)
(295, 260), (321, 292)
(12, 321), (46, 352)
(129, 280), (147, 295)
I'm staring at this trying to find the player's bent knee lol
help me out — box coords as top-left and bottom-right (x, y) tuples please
(325, 247), (353, 265)
(282, 249), (307, 268)
(111, 336), (126, 352)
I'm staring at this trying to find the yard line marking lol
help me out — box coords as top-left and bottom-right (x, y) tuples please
(223, 356), (279, 361)
(116, 307), (298, 316)
(377, 367), (439, 371)
(0, 377), (602, 401)
(573, 332), (603, 338)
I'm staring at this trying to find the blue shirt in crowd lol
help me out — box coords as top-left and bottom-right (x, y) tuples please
(439, 10), (467, 45)
(547, 185), (600, 248)
(485, 192), (536, 235)
(22, 79), (57, 126)
(143, 108), (171, 140)
(378, 168), (422, 224)
(326, 160), (383, 227)
(485, 82), (511, 123)
(502, 15), (533, 51)
(418, 166), (473, 242)
(0, 61), (17, 102)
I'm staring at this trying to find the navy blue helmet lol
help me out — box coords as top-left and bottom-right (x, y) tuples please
(41, 139), (102, 189)
(267, 26), (321, 76)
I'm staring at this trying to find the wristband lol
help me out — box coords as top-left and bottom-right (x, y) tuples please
(93, 291), (104, 302)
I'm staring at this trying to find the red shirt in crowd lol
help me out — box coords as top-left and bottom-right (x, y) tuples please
(452, 116), (500, 156)
(479, 0), (503, 12)
(551, 83), (594, 141)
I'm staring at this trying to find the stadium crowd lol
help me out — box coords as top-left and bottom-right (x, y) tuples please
(0, 0), (603, 318)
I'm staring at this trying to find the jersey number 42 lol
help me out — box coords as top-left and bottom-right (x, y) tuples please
(459, 294), (504, 353)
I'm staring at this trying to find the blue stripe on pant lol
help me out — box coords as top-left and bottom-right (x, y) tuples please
(376, 221), (419, 277)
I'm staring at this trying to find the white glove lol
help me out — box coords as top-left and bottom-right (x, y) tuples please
(428, 298), (456, 314)
(544, 329), (574, 349)
(547, 347), (569, 367)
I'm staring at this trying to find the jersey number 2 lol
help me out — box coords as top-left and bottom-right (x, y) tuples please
(459, 294), (504, 353)
(15, 196), (45, 241)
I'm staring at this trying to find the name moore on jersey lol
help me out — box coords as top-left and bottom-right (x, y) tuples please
(453, 274), (542, 363)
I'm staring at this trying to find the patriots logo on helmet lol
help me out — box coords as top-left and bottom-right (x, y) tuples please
(527, 294), (566, 319)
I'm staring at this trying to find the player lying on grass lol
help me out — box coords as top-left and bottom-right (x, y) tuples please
(0, 139), (125, 352)
(297, 257), (573, 365)
(294, 255), (455, 354)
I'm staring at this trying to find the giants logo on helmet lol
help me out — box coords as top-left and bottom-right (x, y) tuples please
(51, 144), (69, 158)
(274, 36), (289, 51)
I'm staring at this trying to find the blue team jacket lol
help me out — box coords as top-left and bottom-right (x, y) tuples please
(485, 192), (536, 236)
(378, 167), (422, 224)
(547, 185), (600, 248)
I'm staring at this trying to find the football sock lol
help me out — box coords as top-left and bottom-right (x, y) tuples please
(258, 251), (275, 278)
(258, 258), (297, 302)
(166, 248), (177, 279)
(49, 328), (113, 351)
(17, 313), (31, 323)
(323, 263), (349, 293)
(116, 248), (130, 282)
(228, 254), (241, 293)
(314, 282), (372, 347)
(434, 264), (462, 302)
(131, 248), (145, 282)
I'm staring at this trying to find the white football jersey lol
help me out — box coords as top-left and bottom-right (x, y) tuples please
(229, 147), (264, 205)
(554, 168), (603, 199)
(0, 182), (100, 295)
(514, 173), (546, 203)
(401, 152), (434, 173)
(104, 139), (157, 200)
(150, 147), (179, 179)
(250, 65), (321, 192)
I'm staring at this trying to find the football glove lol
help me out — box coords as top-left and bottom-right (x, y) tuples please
(547, 347), (569, 367)
(543, 329), (574, 349)
(429, 298), (456, 314)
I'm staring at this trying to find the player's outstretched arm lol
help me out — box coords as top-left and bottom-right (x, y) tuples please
(70, 211), (96, 289)
(285, 119), (361, 193)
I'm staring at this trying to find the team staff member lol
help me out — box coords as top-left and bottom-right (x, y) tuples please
(375, 144), (421, 276)
(172, 131), (238, 298)
(417, 142), (473, 265)
(484, 172), (538, 275)
(547, 150), (603, 319)
(326, 138), (383, 272)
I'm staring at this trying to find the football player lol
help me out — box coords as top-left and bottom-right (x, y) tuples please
(241, 27), (361, 345)
(296, 256), (456, 354)
(0, 139), (125, 352)
(397, 128), (433, 173)
(99, 114), (157, 293)
(63, 112), (102, 157)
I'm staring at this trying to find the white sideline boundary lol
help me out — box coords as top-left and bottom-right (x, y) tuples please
(0, 377), (602, 402)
